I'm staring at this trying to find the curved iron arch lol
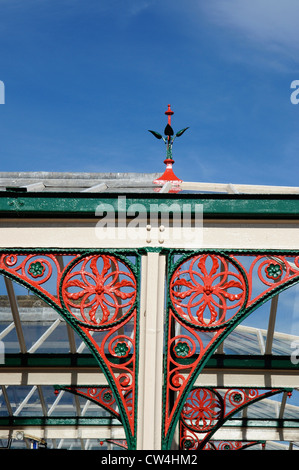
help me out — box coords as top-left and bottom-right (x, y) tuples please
(162, 249), (299, 449)
(0, 249), (141, 450)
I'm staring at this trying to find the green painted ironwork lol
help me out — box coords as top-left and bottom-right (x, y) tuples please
(0, 248), (142, 450)
(180, 387), (289, 450)
(55, 385), (123, 422)
(1, 247), (299, 450)
(161, 248), (299, 449)
(1, 416), (298, 430)
(0, 416), (120, 427)
(2, 353), (298, 370)
(0, 191), (299, 219)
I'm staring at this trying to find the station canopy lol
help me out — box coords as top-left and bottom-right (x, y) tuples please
(0, 171), (299, 451)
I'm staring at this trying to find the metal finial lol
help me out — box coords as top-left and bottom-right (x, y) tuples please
(165, 104), (174, 126)
(148, 105), (189, 186)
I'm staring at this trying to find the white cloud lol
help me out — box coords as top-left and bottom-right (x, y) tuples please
(201, 0), (299, 62)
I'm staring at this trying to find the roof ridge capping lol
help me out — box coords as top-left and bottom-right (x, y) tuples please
(180, 181), (299, 195)
(0, 171), (161, 180)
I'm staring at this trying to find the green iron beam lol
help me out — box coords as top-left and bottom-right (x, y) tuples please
(1, 353), (297, 370)
(0, 416), (298, 430)
(0, 191), (299, 219)
(0, 416), (120, 427)
(222, 418), (299, 429)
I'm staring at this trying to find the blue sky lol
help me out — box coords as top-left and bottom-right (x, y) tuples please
(1, 0), (299, 186)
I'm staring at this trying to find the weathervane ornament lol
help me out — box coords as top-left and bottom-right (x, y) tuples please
(149, 104), (188, 186)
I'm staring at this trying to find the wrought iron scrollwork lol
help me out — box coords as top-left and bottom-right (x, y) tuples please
(0, 250), (140, 450)
(163, 250), (299, 449)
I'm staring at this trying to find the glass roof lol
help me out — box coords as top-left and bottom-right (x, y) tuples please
(0, 269), (299, 451)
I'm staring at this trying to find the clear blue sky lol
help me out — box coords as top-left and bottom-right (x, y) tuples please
(1, 0), (299, 186)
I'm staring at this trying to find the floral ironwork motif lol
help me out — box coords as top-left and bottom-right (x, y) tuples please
(266, 262), (283, 280)
(103, 391), (113, 402)
(174, 341), (190, 357)
(179, 387), (284, 450)
(1, 250), (299, 451)
(1, 254), (55, 290)
(164, 252), (299, 449)
(0, 251), (139, 450)
(114, 341), (130, 357)
(181, 388), (223, 432)
(28, 261), (45, 278)
(210, 441), (259, 451)
(170, 254), (246, 327)
(231, 392), (242, 403)
(184, 439), (261, 451)
(62, 255), (136, 327)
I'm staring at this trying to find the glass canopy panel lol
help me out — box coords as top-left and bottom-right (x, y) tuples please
(1, 328), (19, 354)
(282, 390), (299, 419)
(48, 389), (80, 417)
(0, 276), (93, 354)
(0, 388), (8, 416)
(1, 385), (121, 418)
(245, 396), (284, 419)
(219, 283), (299, 356)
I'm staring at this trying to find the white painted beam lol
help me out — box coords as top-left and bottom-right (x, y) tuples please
(4, 278), (27, 354)
(28, 318), (62, 353)
(81, 183), (108, 193)
(180, 181), (299, 194)
(0, 422), (297, 442)
(0, 365), (299, 388)
(22, 182), (45, 192)
(0, 368), (108, 386)
(0, 426), (126, 441)
(137, 253), (165, 450)
(194, 370), (299, 388)
(1, 218), (299, 249)
(265, 294), (279, 354)
(159, 182), (172, 193)
(212, 424), (299, 442)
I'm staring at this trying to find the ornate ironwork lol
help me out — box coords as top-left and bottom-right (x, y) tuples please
(0, 250), (140, 450)
(54, 385), (129, 449)
(1, 248), (299, 450)
(163, 250), (299, 449)
(55, 386), (123, 421)
(201, 441), (263, 450)
(149, 104), (188, 186)
(179, 387), (285, 450)
(106, 440), (128, 449)
(61, 255), (136, 326)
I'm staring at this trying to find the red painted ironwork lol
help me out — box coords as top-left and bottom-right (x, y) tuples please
(1, 253), (63, 306)
(0, 251), (138, 448)
(201, 441), (261, 451)
(170, 254), (247, 327)
(61, 386), (122, 420)
(215, 441), (243, 450)
(154, 159), (183, 187)
(1, 249), (299, 450)
(179, 387), (282, 450)
(151, 104), (186, 186)
(69, 386), (133, 424)
(106, 440), (128, 449)
(181, 388), (224, 433)
(165, 103), (174, 125)
(56, 385), (130, 449)
(164, 252), (299, 448)
(61, 254), (136, 326)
